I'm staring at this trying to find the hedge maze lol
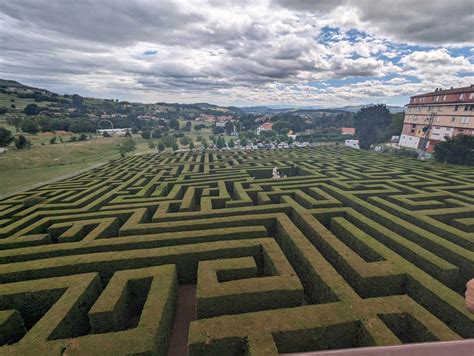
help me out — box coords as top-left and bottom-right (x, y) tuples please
(0, 147), (473, 355)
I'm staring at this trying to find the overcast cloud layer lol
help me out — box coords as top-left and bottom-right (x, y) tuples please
(1, 0), (473, 107)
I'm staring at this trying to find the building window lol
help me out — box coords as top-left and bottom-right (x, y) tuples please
(465, 105), (469, 111)
(461, 117), (470, 124)
(460, 93), (464, 100)
(410, 129), (415, 134)
(443, 95), (447, 101)
(454, 105), (459, 111)
(469, 93), (474, 100)
(412, 124), (416, 128)
(451, 117), (456, 122)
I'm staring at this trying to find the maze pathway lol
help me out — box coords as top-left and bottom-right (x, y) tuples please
(0, 147), (473, 355)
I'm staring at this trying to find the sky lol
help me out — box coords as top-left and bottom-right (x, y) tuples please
(1, 0), (473, 108)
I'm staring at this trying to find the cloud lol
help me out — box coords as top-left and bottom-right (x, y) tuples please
(0, 0), (472, 107)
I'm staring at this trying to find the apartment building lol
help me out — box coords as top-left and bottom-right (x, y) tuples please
(399, 85), (474, 152)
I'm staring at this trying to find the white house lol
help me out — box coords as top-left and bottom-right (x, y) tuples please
(96, 128), (132, 136)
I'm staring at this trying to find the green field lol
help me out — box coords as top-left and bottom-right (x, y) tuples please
(0, 92), (53, 110)
(0, 147), (472, 354)
(0, 133), (151, 196)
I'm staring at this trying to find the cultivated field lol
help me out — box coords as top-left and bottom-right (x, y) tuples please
(0, 147), (472, 354)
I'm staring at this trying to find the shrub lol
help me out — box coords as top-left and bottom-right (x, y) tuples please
(22, 196), (47, 207)
(49, 136), (57, 144)
(20, 118), (39, 134)
(118, 137), (136, 157)
(433, 135), (474, 166)
(0, 127), (13, 147)
(141, 131), (151, 139)
(14, 135), (29, 149)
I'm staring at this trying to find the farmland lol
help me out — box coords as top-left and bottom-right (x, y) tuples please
(0, 147), (472, 354)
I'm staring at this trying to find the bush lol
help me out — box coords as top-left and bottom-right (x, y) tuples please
(118, 137), (136, 157)
(23, 104), (42, 116)
(49, 136), (57, 144)
(14, 135), (29, 149)
(79, 133), (88, 141)
(22, 196), (47, 207)
(141, 131), (151, 139)
(0, 127), (13, 147)
(69, 119), (96, 133)
(433, 135), (474, 166)
(103, 131), (111, 138)
(20, 118), (39, 134)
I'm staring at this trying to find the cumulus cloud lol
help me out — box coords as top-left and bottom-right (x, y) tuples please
(0, 0), (472, 106)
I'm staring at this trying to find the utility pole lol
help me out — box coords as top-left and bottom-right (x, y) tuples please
(421, 111), (435, 159)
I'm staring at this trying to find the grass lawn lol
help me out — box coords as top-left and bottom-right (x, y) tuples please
(0, 133), (151, 196)
(0, 92), (52, 110)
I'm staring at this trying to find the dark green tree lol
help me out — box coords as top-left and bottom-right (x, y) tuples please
(433, 135), (474, 166)
(0, 127), (14, 147)
(15, 135), (29, 149)
(216, 135), (226, 149)
(161, 135), (177, 148)
(224, 121), (234, 135)
(157, 142), (166, 152)
(20, 118), (39, 133)
(354, 105), (391, 149)
(169, 119), (180, 130)
(23, 104), (42, 116)
(69, 119), (96, 133)
(228, 138), (235, 148)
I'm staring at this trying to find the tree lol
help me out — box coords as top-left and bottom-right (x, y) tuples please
(379, 112), (404, 142)
(228, 138), (235, 148)
(124, 130), (132, 137)
(189, 140), (195, 150)
(0, 107), (8, 115)
(49, 136), (57, 144)
(71, 94), (84, 109)
(0, 127), (14, 147)
(172, 142), (179, 151)
(161, 135), (177, 148)
(224, 121), (234, 135)
(118, 137), (136, 157)
(216, 135), (226, 149)
(433, 135), (474, 166)
(169, 119), (180, 130)
(20, 118), (39, 133)
(6, 114), (24, 131)
(157, 142), (165, 152)
(69, 119), (96, 133)
(354, 105), (391, 149)
(148, 140), (156, 150)
(141, 130), (151, 139)
(184, 121), (192, 132)
(23, 104), (42, 116)
(179, 136), (191, 146)
(272, 121), (290, 134)
(212, 126), (225, 135)
(15, 135), (29, 149)
(240, 137), (248, 146)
